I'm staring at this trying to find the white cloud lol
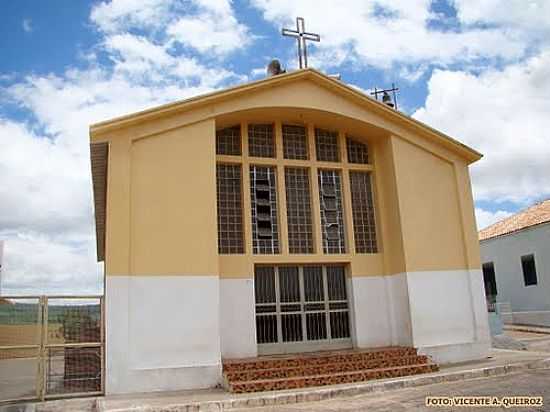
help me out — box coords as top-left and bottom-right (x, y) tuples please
(250, 0), (531, 73)
(92, 0), (251, 55)
(0, 233), (103, 295)
(90, 0), (174, 33)
(475, 208), (513, 231)
(0, 119), (101, 295)
(22, 18), (33, 33)
(414, 49), (550, 204)
(452, 0), (550, 32)
(167, 0), (252, 55)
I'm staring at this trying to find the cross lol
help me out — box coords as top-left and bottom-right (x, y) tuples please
(282, 17), (320, 69)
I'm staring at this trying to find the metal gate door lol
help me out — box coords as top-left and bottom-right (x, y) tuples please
(255, 265), (351, 355)
(0, 296), (104, 404)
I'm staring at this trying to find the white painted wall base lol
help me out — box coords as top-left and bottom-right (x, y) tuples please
(350, 270), (490, 364)
(407, 269), (490, 362)
(106, 276), (222, 394)
(220, 278), (257, 358)
(419, 341), (490, 364)
(106, 268), (492, 393)
(349, 274), (412, 348)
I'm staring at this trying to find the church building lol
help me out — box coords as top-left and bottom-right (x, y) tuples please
(90, 68), (490, 394)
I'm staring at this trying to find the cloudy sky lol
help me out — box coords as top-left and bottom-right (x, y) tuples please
(1, 0), (549, 295)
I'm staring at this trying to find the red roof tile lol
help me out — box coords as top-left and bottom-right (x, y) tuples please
(479, 199), (550, 241)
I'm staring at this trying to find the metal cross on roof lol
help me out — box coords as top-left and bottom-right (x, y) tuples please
(282, 17), (320, 69)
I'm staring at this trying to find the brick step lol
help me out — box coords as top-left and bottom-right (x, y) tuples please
(227, 363), (439, 393)
(223, 347), (418, 373)
(225, 355), (430, 382)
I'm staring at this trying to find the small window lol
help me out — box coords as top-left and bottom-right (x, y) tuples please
(285, 167), (314, 254)
(216, 126), (241, 156)
(248, 124), (275, 158)
(216, 164), (244, 254)
(482, 262), (497, 297)
(250, 165), (279, 254)
(346, 137), (369, 164)
(521, 254), (538, 286)
(349, 171), (377, 253)
(318, 170), (346, 254)
(283, 125), (308, 160)
(315, 128), (339, 162)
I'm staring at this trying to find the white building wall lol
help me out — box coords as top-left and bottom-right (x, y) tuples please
(407, 269), (490, 363)
(350, 273), (414, 348)
(350, 270), (490, 364)
(219, 278), (257, 358)
(106, 276), (222, 395)
(480, 224), (550, 315)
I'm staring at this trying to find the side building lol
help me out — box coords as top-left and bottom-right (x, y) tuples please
(479, 199), (550, 327)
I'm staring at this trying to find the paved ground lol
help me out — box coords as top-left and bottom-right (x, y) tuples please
(505, 330), (550, 353)
(234, 368), (550, 412)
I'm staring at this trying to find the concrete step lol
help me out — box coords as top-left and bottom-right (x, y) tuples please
(223, 346), (418, 373)
(227, 363), (439, 393)
(225, 355), (430, 382)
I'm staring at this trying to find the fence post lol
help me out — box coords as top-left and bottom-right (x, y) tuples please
(38, 296), (48, 401)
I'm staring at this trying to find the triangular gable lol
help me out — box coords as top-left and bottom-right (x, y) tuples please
(90, 68), (481, 163)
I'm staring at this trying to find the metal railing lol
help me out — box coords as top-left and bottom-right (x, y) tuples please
(0, 295), (104, 404)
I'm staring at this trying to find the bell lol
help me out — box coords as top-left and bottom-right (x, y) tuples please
(382, 91), (394, 108)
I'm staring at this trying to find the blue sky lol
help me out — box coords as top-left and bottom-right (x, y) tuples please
(1, 0), (549, 294)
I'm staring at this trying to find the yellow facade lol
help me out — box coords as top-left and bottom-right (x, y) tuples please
(90, 69), (481, 279)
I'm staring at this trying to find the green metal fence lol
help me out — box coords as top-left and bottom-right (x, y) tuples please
(0, 296), (104, 404)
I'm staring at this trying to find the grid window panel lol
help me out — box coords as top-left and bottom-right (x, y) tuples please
(216, 164), (244, 254)
(250, 165), (280, 254)
(349, 171), (378, 253)
(283, 125), (308, 160)
(318, 170), (346, 254)
(216, 126), (242, 156)
(255, 266), (276, 304)
(315, 128), (340, 162)
(248, 124), (275, 158)
(346, 137), (369, 164)
(285, 168), (314, 254)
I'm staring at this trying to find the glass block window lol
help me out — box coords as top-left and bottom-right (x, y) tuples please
(315, 128), (340, 162)
(285, 168), (314, 254)
(349, 171), (378, 253)
(346, 137), (369, 164)
(250, 165), (279, 254)
(248, 124), (275, 158)
(216, 164), (244, 254)
(216, 126), (241, 156)
(283, 125), (308, 160)
(318, 170), (346, 254)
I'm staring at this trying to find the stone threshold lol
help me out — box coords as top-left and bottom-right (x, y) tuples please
(23, 356), (550, 412)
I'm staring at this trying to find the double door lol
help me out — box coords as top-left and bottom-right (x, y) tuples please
(254, 265), (352, 354)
